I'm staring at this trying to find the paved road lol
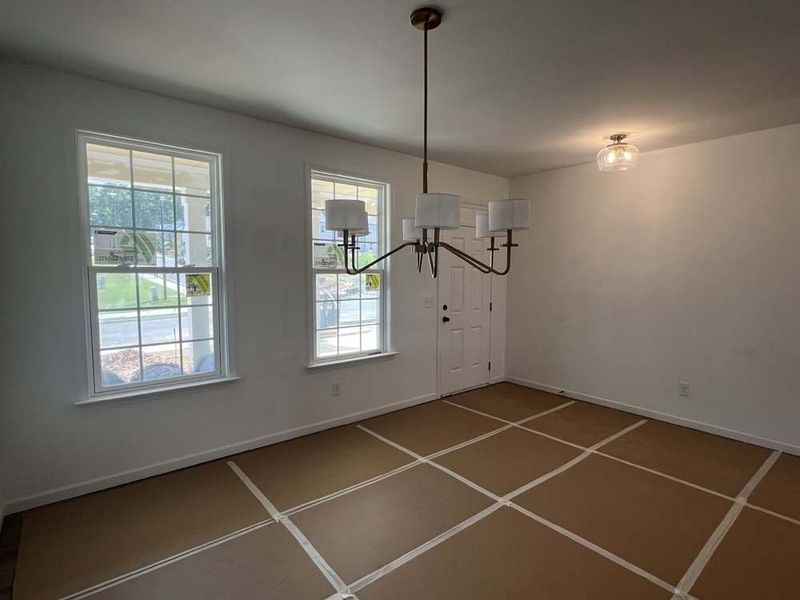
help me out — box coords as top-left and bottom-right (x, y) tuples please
(100, 314), (211, 347)
(102, 301), (375, 347)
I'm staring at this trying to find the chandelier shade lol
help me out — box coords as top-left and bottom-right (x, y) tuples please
(402, 217), (423, 242)
(352, 210), (369, 234)
(352, 223), (370, 237)
(488, 199), (530, 232)
(415, 193), (462, 230)
(325, 199), (367, 232)
(475, 213), (505, 239)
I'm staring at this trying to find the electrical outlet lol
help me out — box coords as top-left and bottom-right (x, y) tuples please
(332, 383), (341, 396)
(678, 382), (690, 397)
(424, 296), (435, 308)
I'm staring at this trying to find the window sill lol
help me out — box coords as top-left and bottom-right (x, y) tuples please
(307, 351), (398, 370)
(76, 376), (242, 406)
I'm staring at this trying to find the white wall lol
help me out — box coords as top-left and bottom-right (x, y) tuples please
(0, 59), (508, 511)
(507, 124), (800, 453)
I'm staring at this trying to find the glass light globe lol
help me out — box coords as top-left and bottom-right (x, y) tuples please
(596, 137), (639, 172)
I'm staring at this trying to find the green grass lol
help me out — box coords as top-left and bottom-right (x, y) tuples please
(97, 273), (179, 310)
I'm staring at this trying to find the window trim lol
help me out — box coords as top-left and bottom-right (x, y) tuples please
(77, 130), (231, 400)
(306, 167), (393, 367)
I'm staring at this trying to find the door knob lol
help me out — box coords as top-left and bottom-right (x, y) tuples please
(442, 316), (450, 323)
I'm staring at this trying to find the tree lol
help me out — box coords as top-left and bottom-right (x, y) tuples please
(89, 186), (188, 230)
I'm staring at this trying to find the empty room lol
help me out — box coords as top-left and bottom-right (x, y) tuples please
(1, 1), (799, 598)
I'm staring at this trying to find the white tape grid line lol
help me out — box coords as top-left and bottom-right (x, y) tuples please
(515, 399), (579, 422)
(444, 396), (800, 527)
(284, 400), (575, 517)
(356, 418), (646, 508)
(54, 403), (575, 600)
(442, 398), (576, 425)
(501, 420), (648, 501)
(285, 401), (572, 514)
(347, 503), (504, 594)
(670, 451), (782, 600)
(353, 399), (575, 468)
(510, 503), (680, 596)
(591, 449), (735, 503)
(355, 418), (644, 508)
(744, 502), (800, 527)
(59, 518), (274, 600)
(351, 419), (670, 594)
(441, 399), (510, 423)
(226, 461), (352, 597)
(738, 451), (781, 499)
(282, 459), (422, 518)
(355, 425), (505, 501)
(52, 398), (795, 600)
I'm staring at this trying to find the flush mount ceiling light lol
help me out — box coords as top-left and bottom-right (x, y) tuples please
(324, 6), (530, 278)
(596, 134), (639, 172)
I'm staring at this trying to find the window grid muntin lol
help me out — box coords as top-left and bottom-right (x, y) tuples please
(89, 266), (221, 391)
(310, 171), (387, 362)
(90, 271), (221, 389)
(82, 133), (224, 394)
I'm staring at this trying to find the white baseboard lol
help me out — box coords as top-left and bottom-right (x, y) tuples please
(5, 391), (439, 515)
(490, 373), (506, 384)
(505, 376), (800, 457)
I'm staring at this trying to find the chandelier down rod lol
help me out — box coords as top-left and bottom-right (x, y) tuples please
(423, 10), (429, 193)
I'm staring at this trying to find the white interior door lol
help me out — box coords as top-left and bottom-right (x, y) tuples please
(438, 207), (492, 396)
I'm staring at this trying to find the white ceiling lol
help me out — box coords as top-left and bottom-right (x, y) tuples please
(2, 0), (799, 176)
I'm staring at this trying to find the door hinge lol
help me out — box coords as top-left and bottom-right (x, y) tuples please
(488, 361), (492, 370)
(489, 302), (493, 311)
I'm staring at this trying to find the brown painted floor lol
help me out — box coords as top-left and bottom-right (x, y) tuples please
(3, 382), (799, 599)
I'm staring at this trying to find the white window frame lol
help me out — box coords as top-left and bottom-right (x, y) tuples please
(77, 131), (230, 399)
(307, 169), (391, 366)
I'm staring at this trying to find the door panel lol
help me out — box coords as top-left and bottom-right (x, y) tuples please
(438, 214), (492, 396)
(450, 266), (464, 313)
(469, 326), (482, 367)
(449, 328), (464, 371)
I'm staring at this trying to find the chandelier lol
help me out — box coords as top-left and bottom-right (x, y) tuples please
(325, 6), (531, 278)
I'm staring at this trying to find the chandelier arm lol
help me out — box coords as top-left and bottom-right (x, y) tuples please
(486, 236), (498, 271)
(491, 244), (512, 276)
(341, 232), (357, 275)
(341, 231), (354, 275)
(497, 229), (519, 275)
(426, 228), (440, 278)
(487, 230), (515, 275)
(342, 231), (418, 275)
(438, 242), (493, 274)
(426, 243), (435, 277)
(341, 230), (361, 275)
(439, 230), (515, 276)
(491, 230), (515, 276)
(350, 235), (358, 272)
